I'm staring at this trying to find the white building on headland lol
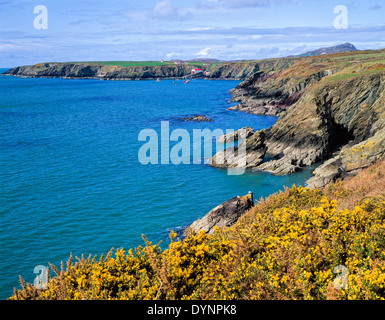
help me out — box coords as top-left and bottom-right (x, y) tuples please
(191, 68), (203, 75)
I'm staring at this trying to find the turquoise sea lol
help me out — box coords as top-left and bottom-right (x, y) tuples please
(0, 69), (315, 299)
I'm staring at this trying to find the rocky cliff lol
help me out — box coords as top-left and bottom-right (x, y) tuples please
(217, 49), (385, 187)
(207, 57), (297, 80)
(2, 57), (297, 81)
(3, 63), (196, 80)
(229, 54), (342, 116)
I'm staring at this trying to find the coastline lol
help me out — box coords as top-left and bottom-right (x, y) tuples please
(5, 48), (385, 300)
(7, 48), (385, 191)
(2, 73), (220, 81)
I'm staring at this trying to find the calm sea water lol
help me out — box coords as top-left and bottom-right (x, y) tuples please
(0, 69), (315, 299)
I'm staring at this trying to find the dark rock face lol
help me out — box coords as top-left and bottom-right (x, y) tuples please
(207, 58), (297, 80)
(186, 192), (254, 235)
(230, 69), (333, 116)
(3, 63), (104, 78)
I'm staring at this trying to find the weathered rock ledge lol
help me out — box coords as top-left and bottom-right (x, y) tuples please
(216, 127), (254, 143)
(210, 130), (267, 168)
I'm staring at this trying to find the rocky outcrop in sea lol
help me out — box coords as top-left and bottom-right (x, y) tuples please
(178, 115), (213, 122)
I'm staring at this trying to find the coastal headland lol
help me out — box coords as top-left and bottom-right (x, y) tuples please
(5, 45), (385, 233)
(6, 44), (385, 300)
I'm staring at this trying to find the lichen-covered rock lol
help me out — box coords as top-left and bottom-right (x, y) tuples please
(307, 129), (385, 188)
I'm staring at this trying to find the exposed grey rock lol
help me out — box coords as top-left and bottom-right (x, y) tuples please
(186, 192), (254, 235)
(228, 102), (288, 116)
(306, 156), (342, 189)
(210, 130), (267, 168)
(257, 158), (301, 175)
(217, 127), (254, 143)
(212, 57), (385, 185)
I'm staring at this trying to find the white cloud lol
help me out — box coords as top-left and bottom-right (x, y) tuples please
(238, 34), (263, 41)
(165, 52), (182, 59)
(194, 47), (220, 58)
(186, 27), (214, 32)
(150, 0), (192, 20)
(0, 43), (22, 52)
(152, 0), (177, 18)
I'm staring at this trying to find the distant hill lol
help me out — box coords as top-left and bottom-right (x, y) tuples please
(296, 42), (357, 57)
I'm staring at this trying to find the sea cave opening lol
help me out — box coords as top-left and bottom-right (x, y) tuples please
(329, 120), (355, 154)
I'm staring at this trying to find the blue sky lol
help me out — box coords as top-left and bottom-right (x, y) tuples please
(0, 0), (385, 67)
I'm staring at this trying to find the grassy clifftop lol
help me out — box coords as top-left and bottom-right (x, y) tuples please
(231, 49), (385, 114)
(10, 157), (385, 300)
(2, 57), (297, 80)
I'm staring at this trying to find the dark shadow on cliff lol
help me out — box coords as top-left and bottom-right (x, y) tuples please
(328, 120), (355, 153)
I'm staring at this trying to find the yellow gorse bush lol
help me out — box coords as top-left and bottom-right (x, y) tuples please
(10, 186), (385, 300)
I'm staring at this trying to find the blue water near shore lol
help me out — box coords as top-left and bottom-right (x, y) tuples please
(0, 69), (315, 299)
